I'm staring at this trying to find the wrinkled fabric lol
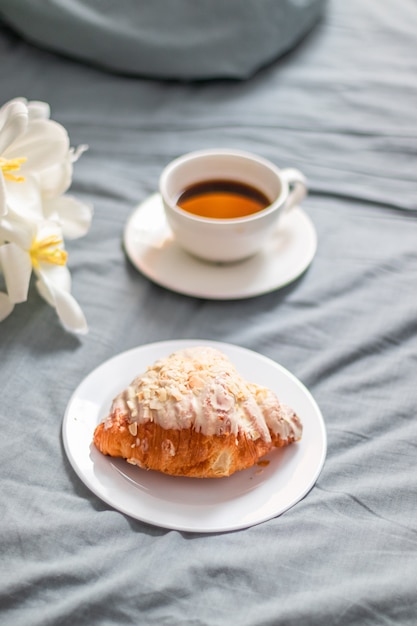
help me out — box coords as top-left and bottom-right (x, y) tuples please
(1, 0), (417, 624)
(0, 0), (325, 80)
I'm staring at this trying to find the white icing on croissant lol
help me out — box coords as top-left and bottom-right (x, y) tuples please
(107, 346), (302, 443)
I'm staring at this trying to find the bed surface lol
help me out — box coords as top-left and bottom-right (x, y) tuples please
(1, 1), (416, 624)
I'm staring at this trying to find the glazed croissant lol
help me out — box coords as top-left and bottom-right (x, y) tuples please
(93, 346), (302, 478)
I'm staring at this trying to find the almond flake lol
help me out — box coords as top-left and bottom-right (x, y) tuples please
(128, 422), (138, 436)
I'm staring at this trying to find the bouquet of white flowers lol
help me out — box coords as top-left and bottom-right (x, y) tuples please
(0, 98), (93, 334)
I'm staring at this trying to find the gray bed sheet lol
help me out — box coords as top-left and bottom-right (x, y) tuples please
(1, 1), (417, 625)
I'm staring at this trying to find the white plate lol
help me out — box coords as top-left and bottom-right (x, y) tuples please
(63, 340), (326, 533)
(123, 193), (317, 300)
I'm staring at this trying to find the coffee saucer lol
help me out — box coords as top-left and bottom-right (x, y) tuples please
(123, 193), (317, 300)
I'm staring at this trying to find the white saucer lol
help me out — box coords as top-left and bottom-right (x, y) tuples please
(62, 340), (326, 533)
(123, 193), (317, 299)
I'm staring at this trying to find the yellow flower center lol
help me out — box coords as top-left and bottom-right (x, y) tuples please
(30, 235), (68, 269)
(0, 156), (27, 182)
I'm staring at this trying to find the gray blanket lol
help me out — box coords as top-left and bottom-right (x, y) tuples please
(1, 1), (417, 625)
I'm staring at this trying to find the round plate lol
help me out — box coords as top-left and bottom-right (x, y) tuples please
(123, 194), (317, 300)
(62, 340), (326, 533)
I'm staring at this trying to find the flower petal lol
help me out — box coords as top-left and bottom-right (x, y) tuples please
(0, 291), (14, 322)
(39, 145), (89, 199)
(6, 119), (70, 175)
(0, 100), (28, 154)
(38, 263), (72, 292)
(0, 213), (36, 249)
(35, 219), (65, 242)
(0, 242), (32, 303)
(0, 171), (6, 217)
(44, 195), (93, 239)
(27, 100), (50, 120)
(39, 156), (73, 198)
(5, 172), (43, 221)
(36, 274), (88, 334)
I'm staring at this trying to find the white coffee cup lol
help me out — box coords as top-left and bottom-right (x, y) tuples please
(159, 148), (307, 263)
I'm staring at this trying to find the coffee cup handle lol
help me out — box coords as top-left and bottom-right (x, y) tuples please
(280, 168), (307, 213)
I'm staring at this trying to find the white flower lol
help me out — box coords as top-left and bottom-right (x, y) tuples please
(39, 144), (93, 240)
(0, 97), (92, 334)
(0, 218), (88, 334)
(0, 99), (28, 216)
(0, 98), (70, 220)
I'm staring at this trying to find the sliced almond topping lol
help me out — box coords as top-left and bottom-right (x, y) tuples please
(169, 387), (182, 401)
(157, 388), (167, 402)
(128, 422), (138, 436)
(188, 374), (204, 390)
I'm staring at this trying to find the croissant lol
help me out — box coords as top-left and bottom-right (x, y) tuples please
(93, 346), (302, 478)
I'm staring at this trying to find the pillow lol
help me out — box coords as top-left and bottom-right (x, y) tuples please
(0, 0), (325, 80)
